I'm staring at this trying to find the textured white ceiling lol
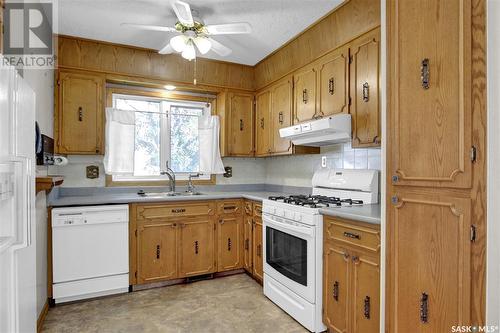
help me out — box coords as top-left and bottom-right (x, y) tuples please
(58, 0), (344, 65)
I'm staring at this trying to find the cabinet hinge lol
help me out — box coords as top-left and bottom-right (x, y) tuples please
(471, 146), (477, 163)
(349, 55), (353, 64)
(348, 97), (352, 106)
(471, 225), (477, 242)
(134, 271), (137, 278)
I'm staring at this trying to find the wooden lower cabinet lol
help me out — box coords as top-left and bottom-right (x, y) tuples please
(252, 216), (264, 282)
(217, 215), (244, 272)
(137, 222), (177, 284)
(178, 218), (216, 277)
(323, 217), (380, 333)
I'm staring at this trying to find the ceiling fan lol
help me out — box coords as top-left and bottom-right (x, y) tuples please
(121, 0), (252, 61)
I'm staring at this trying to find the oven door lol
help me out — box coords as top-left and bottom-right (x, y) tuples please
(263, 213), (315, 303)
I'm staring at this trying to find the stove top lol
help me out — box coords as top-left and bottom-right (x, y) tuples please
(268, 195), (363, 208)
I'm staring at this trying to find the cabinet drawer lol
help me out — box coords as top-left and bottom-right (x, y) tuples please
(136, 201), (215, 222)
(325, 219), (380, 253)
(217, 200), (242, 215)
(253, 203), (262, 217)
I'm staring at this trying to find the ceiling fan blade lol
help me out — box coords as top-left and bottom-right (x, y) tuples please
(158, 44), (174, 55)
(171, 1), (194, 27)
(205, 23), (252, 35)
(208, 38), (232, 57)
(120, 23), (177, 32)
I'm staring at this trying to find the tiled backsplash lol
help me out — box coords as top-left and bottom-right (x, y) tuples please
(50, 143), (380, 188)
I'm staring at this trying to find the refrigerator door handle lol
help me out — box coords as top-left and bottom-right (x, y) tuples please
(9, 156), (33, 249)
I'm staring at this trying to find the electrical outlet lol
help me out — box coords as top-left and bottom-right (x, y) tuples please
(321, 156), (327, 168)
(86, 165), (99, 179)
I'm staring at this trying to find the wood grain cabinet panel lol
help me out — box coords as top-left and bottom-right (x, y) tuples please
(323, 242), (350, 333)
(228, 92), (254, 156)
(56, 70), (104, 154)
(350, 28), (381, 148)
(252, 216), (263, 282)
(137, 222), (177, 284)
(243, 215), (253, 273)
(217, 215), (244, 272)
(318, 45), (350, 117)
(389, 0), (472, 188)
(178, 217), (216, 277)
(389, 193), (471, 332)
(255, 90), (272, 156)
(352, 252), (380, 333)
(217, 200), (242, 215)
(271, 78), (293, 154)
(294, 65), (318, 123)
(136, 202), (214, 221)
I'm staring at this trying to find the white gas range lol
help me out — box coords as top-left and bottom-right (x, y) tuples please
(262, 169), (379, 332)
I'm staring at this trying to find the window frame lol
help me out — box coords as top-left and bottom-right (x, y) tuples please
(105, 87), (217, 187)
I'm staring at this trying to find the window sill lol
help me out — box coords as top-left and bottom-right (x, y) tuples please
(105, 175), (216, 187)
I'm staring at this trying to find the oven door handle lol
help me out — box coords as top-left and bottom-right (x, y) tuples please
(263, 216), (315, 237)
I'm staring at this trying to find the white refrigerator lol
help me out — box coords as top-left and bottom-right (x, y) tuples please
(0, 58), (37, 332)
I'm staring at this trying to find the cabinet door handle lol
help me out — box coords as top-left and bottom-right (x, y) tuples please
(171, 223), (177, 228)
(227, 238), (232, 251)
(78, 107), (83, 122)
(194, 240), (199, 254)
(156, 245), (160, 259)
(421, 58), (430, 89)
(362, 82), (370, 102)
(219, 219), (224, 224)
(245, 239), (249, 250)
(257, 244), (262, 257)
(302, 89), (308, 104)
(364, 296), (371, 319)
(239, 119), (244, 131)
(333, 281), (339, 301)
(329, 77), (335, 95)
(260, 117), (265, 129)
(344, 231), (361, 240)
(420, 292), (429, 323)
(278, 111), (284, 125)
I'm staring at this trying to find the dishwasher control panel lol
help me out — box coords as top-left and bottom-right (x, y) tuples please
(52, 205), (129, 227)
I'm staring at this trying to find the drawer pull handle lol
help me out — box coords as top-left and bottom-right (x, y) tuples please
(343, 231), (360, 239)
(421, 58), (430, 89)
(223, 206), (237, 210)
(156, 245), (160, 259)
(364, 296), (371, 319)
(362, 82), (370, 102)
(239, 119), (244, 131)
(420, 292), (429, 323)
(333, 281), (339, 301)
(302, 89), (308, 104)
(78, 106), (83, 122)
(171, 208), (186, 213)
(194, 240), (199, 254)
(329, 77), (335, 95)
(227, 238), (232, 251)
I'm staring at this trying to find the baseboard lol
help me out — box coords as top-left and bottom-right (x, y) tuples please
(37, 299), (49, 333)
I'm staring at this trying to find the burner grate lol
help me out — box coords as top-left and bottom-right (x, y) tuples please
(268, 195), (363, 207)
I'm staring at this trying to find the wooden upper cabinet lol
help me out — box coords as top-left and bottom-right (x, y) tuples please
(318, 45), (350, 118)
(228, 92), (254, 156)
(56, 70), (104, 154)
(217, 215), (244, 272)
(389, 0), (472, 188)
(389, 192), (471, 332)
(137, 222), (177, 284)
(350, 28), (381, 148)
(271, 78), (293, 155)
(294, 65), (318, 123)
(255, 90), (272, 156)
(178, 218), (215, 277)
(323, 242), (350, 333)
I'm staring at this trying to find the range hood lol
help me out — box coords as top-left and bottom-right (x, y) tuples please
(279, 114), (351, 147)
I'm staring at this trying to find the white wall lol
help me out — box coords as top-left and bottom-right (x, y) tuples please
(23, 67), (54, 317)
(487, 0), (500, 327)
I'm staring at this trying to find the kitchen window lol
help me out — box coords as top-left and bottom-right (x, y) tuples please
(110, 93), (212, 182)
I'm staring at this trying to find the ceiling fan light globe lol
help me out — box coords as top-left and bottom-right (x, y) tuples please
(181, 40), (196, 60)
(170, 35), (188, 52)
(193, 37), (211, 54)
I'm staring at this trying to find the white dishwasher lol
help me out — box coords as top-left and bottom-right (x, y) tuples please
(51, 205), (129, 303)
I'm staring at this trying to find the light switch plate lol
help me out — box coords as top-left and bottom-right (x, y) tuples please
(321, 156), (327, 168)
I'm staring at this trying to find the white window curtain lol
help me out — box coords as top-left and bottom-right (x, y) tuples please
(103, 107), (135, 175)
(198, 115), (225, 174)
